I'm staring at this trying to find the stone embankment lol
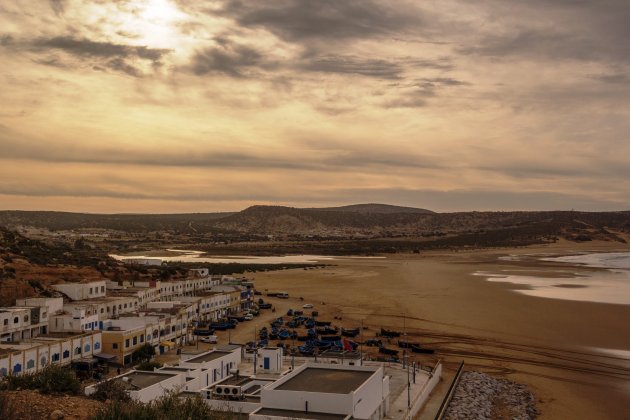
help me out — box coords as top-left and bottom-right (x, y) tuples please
(443, 371), (538, 419)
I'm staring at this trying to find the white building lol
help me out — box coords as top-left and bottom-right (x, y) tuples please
(251, 363), (389, 420)
(49, 309), (100, 333)
(0, 305), (49, 343)
(84, 345), (242, 402)
(0, 331), (102, 377)
(52, 280), (107, 301)
(63, 296), (140, 321)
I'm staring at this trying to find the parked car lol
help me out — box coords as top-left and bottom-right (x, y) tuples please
(200, 335), (218, 344)
(244, 314), (254, 321)
(303, 304), (313, 309)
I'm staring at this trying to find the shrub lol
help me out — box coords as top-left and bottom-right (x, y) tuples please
(0, 364), (81, 395)
(90, 379), (132, 403)
(135, 361), (162, 371)
(90, 392), (237, 420)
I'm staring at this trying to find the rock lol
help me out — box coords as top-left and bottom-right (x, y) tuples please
(50, 410), (65, 420)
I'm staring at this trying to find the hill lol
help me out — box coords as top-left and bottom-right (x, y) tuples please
(313, 203), (434, 214)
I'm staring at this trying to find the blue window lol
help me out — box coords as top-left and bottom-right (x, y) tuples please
(13, 363), (21, 373)
(52, 353), (60, 362)
(94, 342), (101, 350)
(63, 350), (70, 359)
(0, 368), (7, 377)
(84, 344), (91, 352)
(26, 359), (35, 369)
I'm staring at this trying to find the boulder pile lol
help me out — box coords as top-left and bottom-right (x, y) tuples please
(444, 371), (538, 419)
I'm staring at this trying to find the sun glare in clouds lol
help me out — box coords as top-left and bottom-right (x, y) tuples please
(118, 0), (187, 50)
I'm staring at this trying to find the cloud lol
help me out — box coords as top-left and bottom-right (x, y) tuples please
(382, 77), (470, 108)
(49, 0), (65, 16)
(299, 55), (402, 79)
(215, 0), (426, 43)
(190, 40), (270, 77)
(34, 36), (168, 61)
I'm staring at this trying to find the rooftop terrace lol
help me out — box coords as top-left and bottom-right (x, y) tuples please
(184, 351), (232, 364)
(118, 371), (177, 390)
(275, 367), (374, 394)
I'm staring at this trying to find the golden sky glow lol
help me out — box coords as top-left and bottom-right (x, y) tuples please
(1, 0), (629, 213)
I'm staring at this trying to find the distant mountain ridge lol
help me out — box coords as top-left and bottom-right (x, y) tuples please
(311, 203), (434, 214)
(1, 206), (630, 245)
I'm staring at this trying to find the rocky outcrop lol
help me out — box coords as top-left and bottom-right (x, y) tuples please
(444, 371), (538, 419)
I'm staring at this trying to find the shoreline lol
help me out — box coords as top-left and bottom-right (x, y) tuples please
(248, 240), (630, 419)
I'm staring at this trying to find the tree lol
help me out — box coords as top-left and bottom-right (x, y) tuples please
(131, 343), (155, 363)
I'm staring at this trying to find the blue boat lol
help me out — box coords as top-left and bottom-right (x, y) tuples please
(278, 329), (290, 340)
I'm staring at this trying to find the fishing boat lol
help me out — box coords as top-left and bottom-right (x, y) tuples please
(341, 328), (360, 338)
(397, 340), (419, 348)
(380, 328), (401, 338)
(210, 322), (231, 330)
(379, 347), (399, 356)
(410, 345), (435, 354)
(319, 335), (341, 342)
(316, 326), (337, 335)
(278, 329), (290, 340)
(298, 345), (315, 355)
(314, 320), (332, 326)
(193, 328), (216, 336)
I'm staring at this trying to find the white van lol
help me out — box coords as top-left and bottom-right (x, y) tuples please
(200, 335), (218, 344)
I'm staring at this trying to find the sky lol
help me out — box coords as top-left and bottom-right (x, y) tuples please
(1, 0), (629, 213)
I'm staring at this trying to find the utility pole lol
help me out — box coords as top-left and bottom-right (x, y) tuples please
(360, 319), (363, 366)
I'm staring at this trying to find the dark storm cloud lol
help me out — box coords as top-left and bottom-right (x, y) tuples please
(383, 77), (470, 108)
(461, 0), (630, 63)
(35, 36), (169, 61)
(299, 55), (402, 79)
(49, 0), (65, 16)
(191, 40), (270, 77)
(215, 0), (425, 42)
(590, 74), (630, 85)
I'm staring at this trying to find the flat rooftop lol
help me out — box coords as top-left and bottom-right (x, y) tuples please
(118, 371), (177, 390)
(185, 351), (232, 364)
(275, 367), (374, 394)
(255, 408), (347, 420)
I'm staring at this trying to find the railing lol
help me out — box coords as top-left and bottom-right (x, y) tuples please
(434, 360), (465, 420)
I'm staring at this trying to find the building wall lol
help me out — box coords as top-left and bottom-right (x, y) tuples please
(15, 298), (64, 315)
(0, 332), (102, 377)
(53, 281), (107, 301)
(353, 366), (384, 419)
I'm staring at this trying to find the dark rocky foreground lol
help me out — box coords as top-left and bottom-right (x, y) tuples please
(444, 371), (539, 419)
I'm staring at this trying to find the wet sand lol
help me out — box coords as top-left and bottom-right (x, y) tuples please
(247, 241), (630, 419)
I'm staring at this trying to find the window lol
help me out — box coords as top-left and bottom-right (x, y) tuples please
(133, 336), (137, 345)
(89, 288), (93, 294)
(140, 335), (144, 343)
(125, 339), (130, 348)
(3, 319), (7, 326)
(101, 308), (104, 314)
(112, 343), (118, 349)
(101, 286), (105, 293)
(13, 317), (18, 324)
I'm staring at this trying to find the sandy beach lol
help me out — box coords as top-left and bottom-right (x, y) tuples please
(239, 241), (630, 419)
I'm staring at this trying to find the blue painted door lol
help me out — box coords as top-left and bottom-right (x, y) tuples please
(263, 357), (270, 369)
